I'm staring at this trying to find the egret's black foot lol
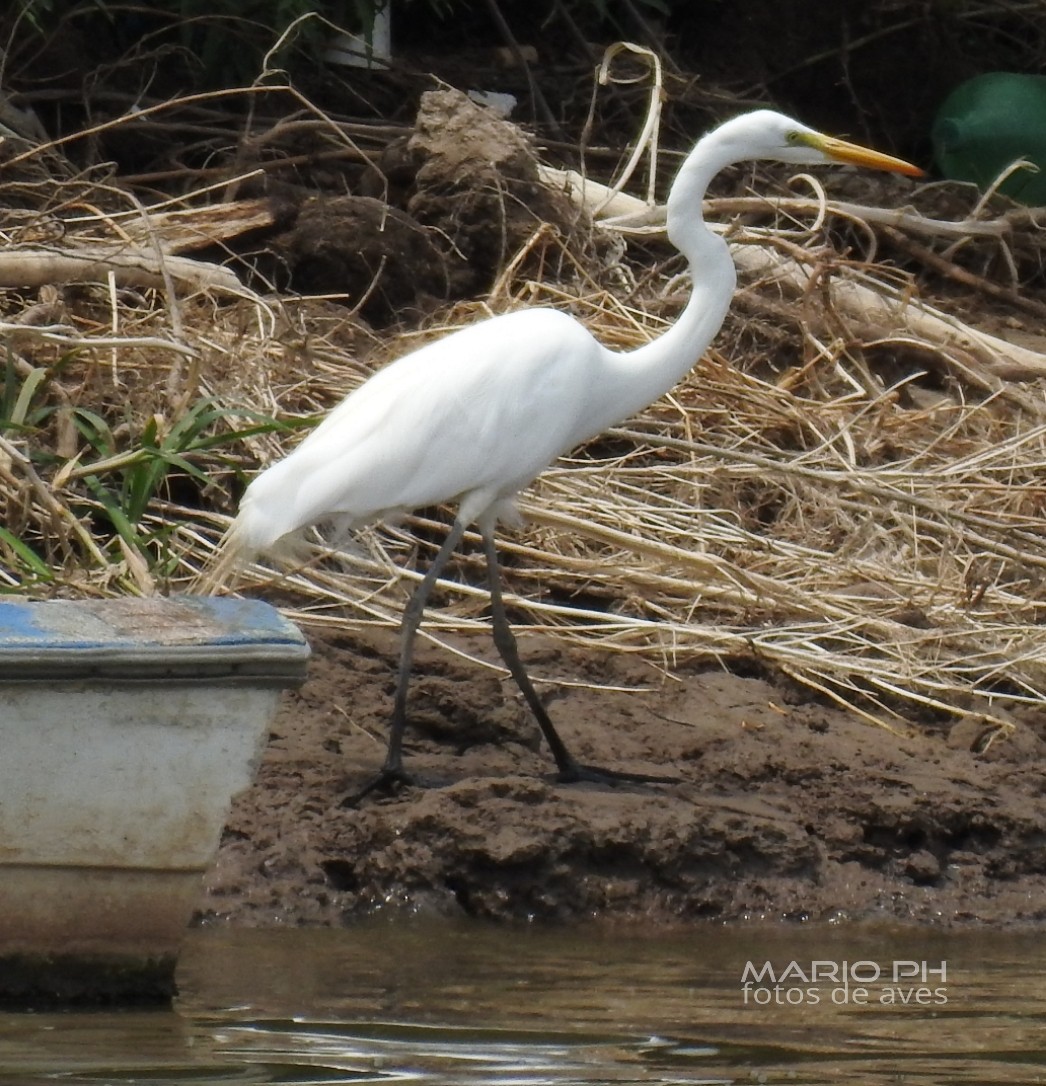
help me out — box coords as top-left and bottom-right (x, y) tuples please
(556, 761), (679, 787)
(341, 765), (417, 807)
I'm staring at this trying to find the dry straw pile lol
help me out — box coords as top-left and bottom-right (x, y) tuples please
(2, 74), (1045, 740)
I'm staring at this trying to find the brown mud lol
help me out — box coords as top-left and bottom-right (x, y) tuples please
(200, 623), (1046, 928)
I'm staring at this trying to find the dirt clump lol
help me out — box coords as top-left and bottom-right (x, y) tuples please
(404, 88), (587, 298)
(269, 195), (449, 325)
(253, 88), (588, 319)
(199, 625), (1046, 928)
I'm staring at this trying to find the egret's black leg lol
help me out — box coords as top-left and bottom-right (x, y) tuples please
(481, 529), (677, 787)
(343, 518), (467, 805)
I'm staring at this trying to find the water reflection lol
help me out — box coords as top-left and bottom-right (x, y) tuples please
(0, 922), (1043, 1084)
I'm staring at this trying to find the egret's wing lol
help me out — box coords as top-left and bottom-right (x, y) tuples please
(234, 309), (602, 554)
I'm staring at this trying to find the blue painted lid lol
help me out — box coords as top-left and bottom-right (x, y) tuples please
(0, 596), (309, 683)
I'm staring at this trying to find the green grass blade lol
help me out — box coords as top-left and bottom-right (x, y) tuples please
(83, 474), (141, 548)
(10, 367), (49, 428)
(0, 526), (54, 581)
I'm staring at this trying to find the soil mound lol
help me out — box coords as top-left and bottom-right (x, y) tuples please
(200, 627), (1046, 927)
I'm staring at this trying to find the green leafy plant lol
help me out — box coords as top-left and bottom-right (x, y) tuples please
(70, 398), (313, 575)
(0, 345), (317, 588)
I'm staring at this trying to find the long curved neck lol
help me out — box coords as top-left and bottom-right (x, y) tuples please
(586, 125), (740, 434)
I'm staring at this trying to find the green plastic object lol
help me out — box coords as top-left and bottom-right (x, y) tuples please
(932, 72), (1046, 205)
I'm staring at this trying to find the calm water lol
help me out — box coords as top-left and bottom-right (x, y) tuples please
(1, 922), (1044, 1084)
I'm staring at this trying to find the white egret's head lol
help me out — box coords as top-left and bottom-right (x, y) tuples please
(721, 109), (924, 176)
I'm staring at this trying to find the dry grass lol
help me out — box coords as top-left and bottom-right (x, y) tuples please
(190, 251), (1046, 738)
(2, 82), (1046, 741)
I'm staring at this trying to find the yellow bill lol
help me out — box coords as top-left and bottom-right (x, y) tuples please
(802, 132), (924, 177)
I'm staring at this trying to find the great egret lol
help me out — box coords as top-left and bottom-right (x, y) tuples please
(222, 109), (921, 797)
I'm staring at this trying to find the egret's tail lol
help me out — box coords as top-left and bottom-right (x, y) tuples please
(193, 444), (351, 593)
(193, 497), (309, 595)
(193, 513), (258, 596)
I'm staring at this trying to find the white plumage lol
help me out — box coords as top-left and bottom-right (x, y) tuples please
(233, 309), (602, 551)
